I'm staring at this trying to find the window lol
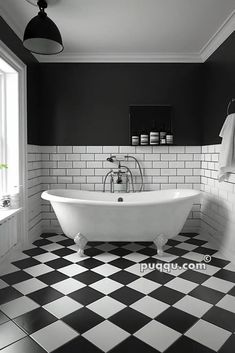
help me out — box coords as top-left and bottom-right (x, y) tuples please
(0, 57), (19, 196)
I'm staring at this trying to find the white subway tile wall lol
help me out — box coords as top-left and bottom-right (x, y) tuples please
(201, 145), (235, 261)
(27, 145), (42, 240)
(28, 145), (202, 236)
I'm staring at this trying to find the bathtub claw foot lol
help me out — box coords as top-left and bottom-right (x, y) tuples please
(74, 233), (88, 257)
(154, 234), (167, 256)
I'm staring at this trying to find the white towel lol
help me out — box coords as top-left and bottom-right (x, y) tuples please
(218, 113), (235, 182)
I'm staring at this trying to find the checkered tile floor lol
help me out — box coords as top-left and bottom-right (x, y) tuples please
(0, 233), (235, 352)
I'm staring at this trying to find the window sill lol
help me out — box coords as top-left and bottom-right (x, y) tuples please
(0, 208), (22, 224)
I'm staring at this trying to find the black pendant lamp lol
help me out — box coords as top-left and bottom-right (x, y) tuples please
(23, 0), (63, 55)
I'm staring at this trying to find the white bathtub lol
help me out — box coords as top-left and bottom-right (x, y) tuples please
(42, 188), (200, 256)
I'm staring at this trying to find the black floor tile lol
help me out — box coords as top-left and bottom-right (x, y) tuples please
(28, 286), (63, 305)
(63, 307), (104, 334)
(57, 238), (74, 246)
(108, 258), (136, 269)
(0, 336), (47, 353)
(33, 239), (52, 246)
(165, 335), (215, 353)
(23, 248), (47, 257)
(78, 258), (104, 269)
(189, 285), (225, 304)
(12, 258), (40, 270)
(228, 286), (235, 297)
(37, 270), (68, 285)
(109, 270), (139, 285)
(109, 242), (130, 247)
(13, 307), (57, 334)
(68, 287), (103, 306)
(109, 286), (144, 306)
(136, 241), (152, 246)
(109, 307), (150, 334)
(203, 257), (230, 268)
(84, 248), (104, 257)
(52, 248), (76, 257)
(214, 269), (235, 283)
(192, 247), (217, 256)
(0, 286), (22, 305)
(184, 238), (208, 246)
(88, 241), (106, 246)
(109, 336), (159, 353)
(109, 248), (132, 257)
(165, 247), (189, 256)
(45, 258), (72, 269)
(179, 269), (210, 284)
(53, 336), (103, 353)
(149, 286), (185, 305)
(1, 271), (32, 285)
(156, 306), (198, 333)
(179, 232), (199, 237)
(40, 233), (58, 238)
(219, 334), (235, 353)
(202, 306), (235, 332)
(144, 270), (175, 285)
(73, 270), (103, 285)
(138, 247), (157, 256)
(167, 239), (181, 246)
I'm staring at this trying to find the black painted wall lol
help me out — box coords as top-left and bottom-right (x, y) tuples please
(37, 63), (204, 145)
(203, 32), (235, 145)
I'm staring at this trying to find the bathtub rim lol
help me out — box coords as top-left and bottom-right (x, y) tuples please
(41, 188), (201, 207)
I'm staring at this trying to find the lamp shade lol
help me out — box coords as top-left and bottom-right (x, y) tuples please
(23, 11), (63, 55)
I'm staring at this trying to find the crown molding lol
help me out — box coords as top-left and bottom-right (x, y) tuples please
(35, 52), (202, 63)
(200, 10), (235, 62)
(0, 5), (234, 63)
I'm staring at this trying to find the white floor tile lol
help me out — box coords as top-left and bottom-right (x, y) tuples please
(89, 278), (123, 295)
(41, 243), (64, 252)
(194, 264), (220, 276)
(224, 262), (235, 272)
(203, 277), (234, 293)
(127, 278), (160, 294)
(92, 264), (121, 277)
(31, 320), (78, 352)
(1, 296), (39, 318)
(0, 321), (26, 349)
(0, 263), (18, 276)
(24, 264), (53, 277)
(64, 253), (89, 263)
(87, 297), (126, 319)
(123, 253), (149, 262)
(52, 278), (86, 294)
(125, 264), (153, 276)
(122, 243), (144, 251)
(13, 278), (47, 295)
(175, 243), (198, 251)
(83, 321), (130, 352)
(43, 296), (83, 318)
(216, 294), (235, 314)
(212, 251), (228, 260)
(134, 320), (181, 352)
(165, 277), (198, 294)
(34, 252), (60, 263)
(93, 253), (119, 263)
(174, 235), (190, 242)
(131, 296), (169, 319)
(173, 295), (212, 318)
(58, 264), (88, 276)
(182, 252), (204, 262)
(47, 235), (67, 242)
(201, 242), (219, 250)
(152, 253), (178, 262)
(185, 319), (231, 351)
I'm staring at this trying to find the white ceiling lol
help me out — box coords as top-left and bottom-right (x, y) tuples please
(0, 0), (234, 62)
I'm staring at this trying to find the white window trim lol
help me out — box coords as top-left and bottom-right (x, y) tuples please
(0, 40), (28, 244)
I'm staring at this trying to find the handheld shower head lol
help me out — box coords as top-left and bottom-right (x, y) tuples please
(106, 156), (116, 163)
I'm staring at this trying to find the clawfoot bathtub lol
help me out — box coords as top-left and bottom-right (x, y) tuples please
(41, 189), (200, 256)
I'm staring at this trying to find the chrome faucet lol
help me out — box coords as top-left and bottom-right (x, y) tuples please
(103, 155), (143, 193)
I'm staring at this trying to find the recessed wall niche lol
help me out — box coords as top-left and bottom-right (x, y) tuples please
(129, 105), (173, 145)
